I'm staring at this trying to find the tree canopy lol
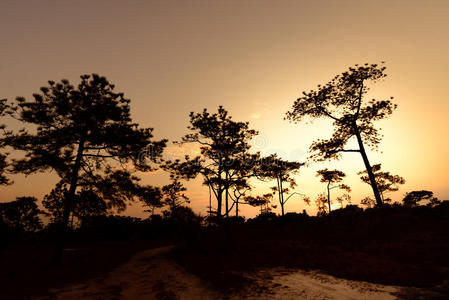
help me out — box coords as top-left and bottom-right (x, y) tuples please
(0, 196), (45, 232)
(161, 174), (190, 216)
(286, 63), (397, 206)
(403, 190), (439, 207)
(6, 74), (166, 255)
(166, 106), (258, 218)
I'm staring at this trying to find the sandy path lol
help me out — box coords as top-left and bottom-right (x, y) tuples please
(242, 268), (399, 300)
(43, 246), (400, 300)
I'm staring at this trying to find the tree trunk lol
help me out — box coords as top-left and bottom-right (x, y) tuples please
(171, 196), (176, 219)
(216, 190), (222, 218)
(279, 177), (285, 216)
(54, 130), (87, 263)
(216, 157), (223, 219)
(225, 172), (229, 218)
(235, 198), (239, 218)
(208, 185), (212, 218)
(327, 181), (332, 213)
(353, 124), (383, 206)
(276, 177), (284, 216)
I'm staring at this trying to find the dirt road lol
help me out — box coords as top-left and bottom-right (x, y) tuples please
(43, 245), (400, 299)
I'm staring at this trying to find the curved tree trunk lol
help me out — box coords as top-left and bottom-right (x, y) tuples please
(235, 198), (239, 218)
(327, 181), (331, 213)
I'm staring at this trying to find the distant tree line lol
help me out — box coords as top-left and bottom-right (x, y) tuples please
(0, 64), (443, 257)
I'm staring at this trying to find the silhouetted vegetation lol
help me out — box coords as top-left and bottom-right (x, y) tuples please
(164, 106), (259, 220)
(286, 63), (397, 206)
(5, 74), (167, 260)
(0, 99), (12, 186)
(0, 196), (45, 233)
(316, 168), (351, 213)
(257, 154), (306, 216)
(403, 190), (440, 207)
(172, 202), (449, 297)
(358, 163), (405, 204)
(1, 65), (448, 298)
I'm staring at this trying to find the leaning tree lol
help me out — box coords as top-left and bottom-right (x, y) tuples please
(286, 63), (397, 206)
(316, 168), (351, 213)
(7, 74), (166, 259)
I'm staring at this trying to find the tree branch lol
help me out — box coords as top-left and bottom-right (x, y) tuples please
(284, 192), (307, 204)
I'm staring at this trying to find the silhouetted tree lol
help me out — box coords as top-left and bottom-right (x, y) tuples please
(360, 196), (376, 209)
(225, 152), (261, 217)
(161, 174), (190, 217)
(258, 154), (305, 216)
(43, 169), (149, 227)
(403, 190), (439, 207)
(286, 63), (397, 206)
(0, 196), (45, 232)
(316, 169), (351, 212)
(0, 99), (12, 186)
(228, 176), (251, 218)
(7, 74), (166, 259)
(139, 185), (163, 216)
(43, 183), (107, 228)
(162, 205), (202, 226)
(336, 193), (351, 209)
(358, 164), (405, 203)
(166, 106), (257, 219)
(315, 193), (328, 216)
(244, 193), (276, 214)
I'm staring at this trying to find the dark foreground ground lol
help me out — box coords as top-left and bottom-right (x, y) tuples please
(172, 205), (449, 299)
(2, 204), (449, 299)
(0, 240), (170, 299)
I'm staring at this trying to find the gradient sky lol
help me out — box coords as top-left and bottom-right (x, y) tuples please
(1, 0), (448, 218)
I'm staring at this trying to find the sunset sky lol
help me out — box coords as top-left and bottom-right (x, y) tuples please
(1, 0), (448, 218)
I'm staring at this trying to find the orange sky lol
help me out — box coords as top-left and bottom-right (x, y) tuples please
(1, 0), (448, 218)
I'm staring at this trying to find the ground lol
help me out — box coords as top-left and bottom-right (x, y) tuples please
(36, 245), (402, 300)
